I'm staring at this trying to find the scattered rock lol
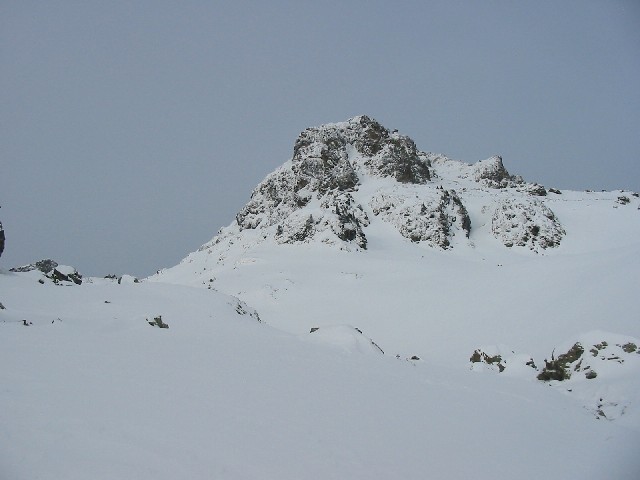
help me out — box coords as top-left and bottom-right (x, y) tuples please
(147, 315), (169, 329)
(537, 343), (584, 381)
(470, 349), (506, 372)
(232, 300), (262, 322)
(117, 275), (139, 284)
(620, 342), (637, 353)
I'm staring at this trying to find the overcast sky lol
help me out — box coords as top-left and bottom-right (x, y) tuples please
(2, 1), (639, 277)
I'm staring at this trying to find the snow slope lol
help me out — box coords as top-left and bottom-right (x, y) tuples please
(2, 116), (639, 478)
(1, 269), (639, 479)
(154, 116), (640, 432)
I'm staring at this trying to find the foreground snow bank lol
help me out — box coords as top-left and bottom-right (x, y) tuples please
(1, 270), (639, 479)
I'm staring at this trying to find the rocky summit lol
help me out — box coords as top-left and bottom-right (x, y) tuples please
(223, 115), (564, 253)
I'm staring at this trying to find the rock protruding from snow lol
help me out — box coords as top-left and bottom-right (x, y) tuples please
(491, 199), (565, 251)
(49, 265), (83, 285)
(469, 346), (538, 375)
(536, 332), (640, 422)
(236, 167), (299, 230)
(473, 156), (514, 188)
(293, 115), (431, 185)
(537, 337), (640, 383)
(273, 193), (370, 249)
(10, 259), (59, 274)
(371, 188), (470, 249)
(10, 259), (83, 285)
(199, 116), (569, 255)
(235, 115), (434, 250)
(0, 221), (4, 258)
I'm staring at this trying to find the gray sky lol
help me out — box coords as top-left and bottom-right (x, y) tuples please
(2, 1), (639, 277)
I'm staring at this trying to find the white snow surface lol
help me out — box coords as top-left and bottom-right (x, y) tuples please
(1, 269), (639, 479)
(3, 117), (640, 478)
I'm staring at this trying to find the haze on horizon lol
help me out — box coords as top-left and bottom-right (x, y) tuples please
(2, 1), (639, 277)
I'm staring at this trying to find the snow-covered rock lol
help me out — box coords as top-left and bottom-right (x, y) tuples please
(469, 345), (537, 376)
(370, 188), (470, 248)
(490, 198), (565, 251)
(209, 115), (567, 255)
(473, 155), (514, 188)
(537, 332), (640, 426)
(10, 258), (59, 274)
(11, 259), (83, 285)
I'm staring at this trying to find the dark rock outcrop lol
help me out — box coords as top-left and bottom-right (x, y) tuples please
(0, 221), (4, 259)
(11, 259), (59, 274)
(10, 260), (82, 285)
(293, 115), (431, 185)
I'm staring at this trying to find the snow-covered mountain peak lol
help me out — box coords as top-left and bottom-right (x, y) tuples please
(203, 116), (568, 256)
(291, 114), (431, 187)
